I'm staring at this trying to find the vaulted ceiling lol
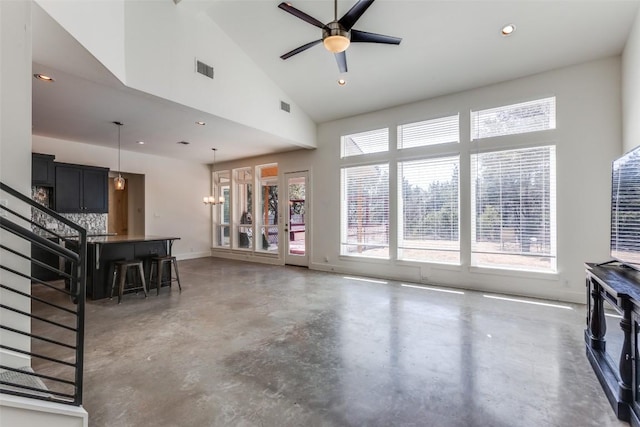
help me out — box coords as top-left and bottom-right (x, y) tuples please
(32, 0), (640, 163)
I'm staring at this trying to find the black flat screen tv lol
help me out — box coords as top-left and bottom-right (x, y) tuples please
(611, 146), (640, 270)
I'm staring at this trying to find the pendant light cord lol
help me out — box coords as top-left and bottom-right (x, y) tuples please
(117, 124), (121, 174)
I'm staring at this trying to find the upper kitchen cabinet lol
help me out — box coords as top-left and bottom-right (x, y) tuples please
(32, 153), (56, 186)
(55, 163), (109, 213)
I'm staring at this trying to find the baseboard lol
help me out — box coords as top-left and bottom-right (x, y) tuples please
(174, 251), (211, 261)
(309, 262), (584, 304)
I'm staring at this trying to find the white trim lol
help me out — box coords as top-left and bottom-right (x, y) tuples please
(175, 251), (211, 261)
(0, 394), (88, 427)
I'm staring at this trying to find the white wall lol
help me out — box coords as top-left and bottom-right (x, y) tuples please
(623, 6), (640, 152)
(32, 136), (211, 260)
(0, 0), (33, 369)
(215, 57), (622, 304)
(35, 0), (126, 82)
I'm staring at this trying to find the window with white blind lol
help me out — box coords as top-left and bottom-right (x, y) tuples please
(471, 146), (556, 272)
(471, 97), (556, 140)
(341, 164), (389, 258)
(398, 114), (459, 149)
(342, 128), (389, 158)
(398, 156), (460, 263)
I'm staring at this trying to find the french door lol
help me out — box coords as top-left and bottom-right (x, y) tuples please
(284, 171), (308, 267)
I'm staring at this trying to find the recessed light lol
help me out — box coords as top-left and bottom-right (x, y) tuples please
(501, 24), (516, 36)
(337, 79), (347, 86)
(177, 141), (190, 145)
(34, 73), (54, 82)
(196, 121), (206, 126)
(137, 141), (145, 145)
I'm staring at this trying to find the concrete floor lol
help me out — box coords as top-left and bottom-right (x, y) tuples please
(32, 257), (625, 426)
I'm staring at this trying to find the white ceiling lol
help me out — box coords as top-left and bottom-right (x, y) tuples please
(32, 0), (640, 163)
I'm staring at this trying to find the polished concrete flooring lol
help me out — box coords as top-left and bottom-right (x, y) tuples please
(32, 257), (625, 426)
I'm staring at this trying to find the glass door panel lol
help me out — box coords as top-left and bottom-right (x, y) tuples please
(285, 171), (308, 266)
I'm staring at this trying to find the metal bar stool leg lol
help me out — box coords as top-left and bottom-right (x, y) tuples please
(118, 264), (127, 304)
(110, 264), (118, 300)
(171, 257), (182, 291)
(137, 261), (148, 298)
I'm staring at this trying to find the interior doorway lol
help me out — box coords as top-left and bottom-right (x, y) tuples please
(284, 171), (309, 267)
(108, 172), (145, 236)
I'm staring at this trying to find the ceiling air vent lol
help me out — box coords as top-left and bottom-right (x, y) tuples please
(196, 60), (214, 79)
(280, 101), (291, 113)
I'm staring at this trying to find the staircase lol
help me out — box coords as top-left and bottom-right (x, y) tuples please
(0, 182), (88, 426)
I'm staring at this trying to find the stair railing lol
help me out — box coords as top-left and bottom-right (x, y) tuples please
(0, 182), (86, 406)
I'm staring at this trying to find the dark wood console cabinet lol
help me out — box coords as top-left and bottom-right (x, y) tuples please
(585, 263), (640, 426)
(55, 163), (108, 213)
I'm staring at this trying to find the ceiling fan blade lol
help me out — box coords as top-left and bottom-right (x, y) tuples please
(338, 0), (375, 31)
(280, 39), (323, 60)
(351, 29), (402, 45)
(335, 51), (348, 73)
(278, 2), (327, 29)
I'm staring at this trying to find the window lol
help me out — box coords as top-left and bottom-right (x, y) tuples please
(341, 164), (389, 258)
(398, 156), (459, 263)
(471, 146), (556, 272)
(234, 167), (253, 249)
(398, 114), (459, 149)
(214, 171), (230, 247)
(256, 164), (278, 253)
(471, 97), (556, 140)
(341, 128), (389, 158)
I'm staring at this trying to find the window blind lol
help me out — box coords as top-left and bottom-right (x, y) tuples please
(470, 146), (556, 272)
(341, 163), (389, 258)
(342, 128), (389, 158)
(398, 156), (460, 263)
(471, 97), (556, 140)
(398, 114), (459, 149)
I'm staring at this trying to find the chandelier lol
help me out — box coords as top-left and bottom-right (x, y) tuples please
(204, 148), (225, 205)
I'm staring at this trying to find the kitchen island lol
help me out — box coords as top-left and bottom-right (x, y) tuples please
(67, 235), (179, 300)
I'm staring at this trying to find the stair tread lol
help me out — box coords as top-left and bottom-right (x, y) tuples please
(0, 366), (51, 397)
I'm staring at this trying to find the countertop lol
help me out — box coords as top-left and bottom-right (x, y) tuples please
(85, 235), (180, 244)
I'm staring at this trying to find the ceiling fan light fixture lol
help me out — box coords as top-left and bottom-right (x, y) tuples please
(324, 35), (350, 53)
(323, 21), (350, 53)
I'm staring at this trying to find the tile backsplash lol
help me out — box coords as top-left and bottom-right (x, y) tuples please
(32, 186), (107, 235)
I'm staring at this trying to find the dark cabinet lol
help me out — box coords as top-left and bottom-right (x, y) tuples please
(32, 153), (55, 186)
(55, 163), (109, 213)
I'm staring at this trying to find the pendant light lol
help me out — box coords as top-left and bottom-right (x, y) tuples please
(113, 121), (125, 191)
(204, 148), (225, 205)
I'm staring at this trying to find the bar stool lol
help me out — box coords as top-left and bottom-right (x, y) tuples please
(149, 255), (182, 295)
(110, 259), (148, 304)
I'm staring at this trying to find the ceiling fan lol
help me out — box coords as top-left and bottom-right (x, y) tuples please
(278, 0), (402, 73)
